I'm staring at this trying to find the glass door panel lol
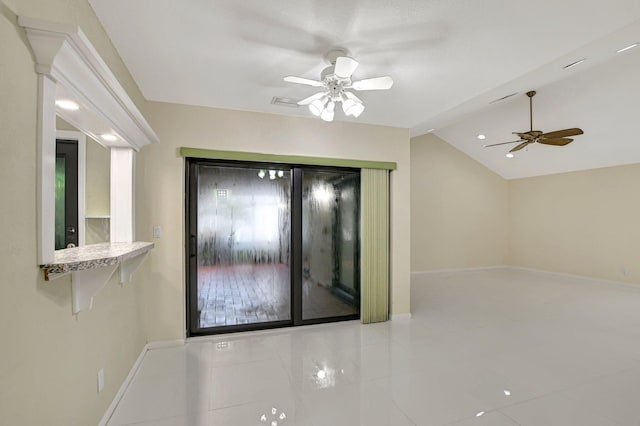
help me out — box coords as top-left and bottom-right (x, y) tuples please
(194, 165), (291, 331)
(302, 170), (360, 321)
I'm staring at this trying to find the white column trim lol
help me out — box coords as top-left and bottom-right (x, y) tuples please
(37, 75), (57, 264)
(110, 147), (135, 243)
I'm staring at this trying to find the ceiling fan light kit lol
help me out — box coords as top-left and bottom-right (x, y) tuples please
(283, 49), (393, 122)
(484, 90), (584, 155)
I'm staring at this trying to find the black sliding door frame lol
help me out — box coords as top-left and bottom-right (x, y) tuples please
(185, 158), (360, 337)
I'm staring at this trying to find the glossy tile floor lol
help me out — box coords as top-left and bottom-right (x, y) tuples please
(108, 268), (640, 425)
(197, 264), (358, 328)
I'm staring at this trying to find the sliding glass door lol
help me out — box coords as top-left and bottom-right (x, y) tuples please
(302, 170), (360, 321)
(186, 159), (360, 335)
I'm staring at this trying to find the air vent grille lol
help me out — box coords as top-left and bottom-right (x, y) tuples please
(271, 96), (300, 108)
(489, 92), (519, 104)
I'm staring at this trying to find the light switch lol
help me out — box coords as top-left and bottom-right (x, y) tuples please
(153, 225), (162, 239)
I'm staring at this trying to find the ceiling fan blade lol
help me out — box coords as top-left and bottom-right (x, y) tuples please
(283, 76), (324, 87)
(538, 138), (574, 146)
(541, 128), (583, 139)
(510, 141), (530, 152)
(334, 56), (359, 79)
(297, 92), (327, 105)
(352, 76), (394, 91)
(484, 139), (524, 148)
(514, 132), (535, 140)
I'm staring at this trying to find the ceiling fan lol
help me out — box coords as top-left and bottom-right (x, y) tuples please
(283, 49), (394, 122)
(484, 90), (584, 155)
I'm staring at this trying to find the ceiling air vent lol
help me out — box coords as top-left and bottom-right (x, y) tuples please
(489, 92), (519, 104)
(271, 96), (300, 108)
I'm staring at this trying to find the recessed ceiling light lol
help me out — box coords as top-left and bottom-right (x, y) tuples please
(477, 134), (486, 140)
(563, 59), (586, 70)
(55, 99), (79, 111)
(617, 43), (638, 53)
(100, 133), (117, 142)
(504, 389), (512, 396)
(476, 411), (485, 417)
(506, 153), (514, 158)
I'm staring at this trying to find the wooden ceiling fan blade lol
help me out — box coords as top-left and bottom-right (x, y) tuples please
(542, 128), (583, 139)
(484, 139), (524, 148)
(510, 141), (530, 152)
(538, 138), (573, 146)
(514, 132), (534, 140)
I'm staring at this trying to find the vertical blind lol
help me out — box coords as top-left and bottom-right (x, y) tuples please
(361, 168), (390, 323)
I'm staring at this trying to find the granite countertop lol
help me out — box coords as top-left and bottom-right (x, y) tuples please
(41, 241), (154, 277)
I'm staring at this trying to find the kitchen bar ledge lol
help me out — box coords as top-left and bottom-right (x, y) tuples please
(40, 242), (154, 313)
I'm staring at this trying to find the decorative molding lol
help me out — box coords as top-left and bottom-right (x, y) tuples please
(19, 16), (158, 267)
(19, 16), (159, 151)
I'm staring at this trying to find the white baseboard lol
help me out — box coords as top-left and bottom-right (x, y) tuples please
(99, 343), (149, 426)
(507, 266), (640, 292)
(391, 313), (412, 321)
(412, 265), (639, 292)
(146, 339), (185, 350)
(99, 339), (186, 425)
(412, 265), (509, 275)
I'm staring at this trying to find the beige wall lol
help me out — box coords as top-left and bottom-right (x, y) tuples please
(410, 132), (640, 286)
(410, 133), (509, 271)
(136, 102), (411, 341)
(509, 163), (640, 283)
(0, 1), (147, 425)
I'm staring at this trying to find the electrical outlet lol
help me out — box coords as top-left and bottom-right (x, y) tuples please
(97, 368), (105, 393)
(622, 266), (629, 276)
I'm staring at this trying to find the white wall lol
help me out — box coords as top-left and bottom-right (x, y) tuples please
(136, 101), (411, 341)
(411, 133), (510, 271)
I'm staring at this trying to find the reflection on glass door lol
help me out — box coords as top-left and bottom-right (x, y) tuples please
(191, 164), (291, 331)
(302, 170), (360, 321)
(187, 160), (360, 335)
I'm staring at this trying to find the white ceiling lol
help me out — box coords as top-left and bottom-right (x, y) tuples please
(88, 0), (640, 178)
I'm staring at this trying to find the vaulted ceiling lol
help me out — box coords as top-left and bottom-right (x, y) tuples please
(89, 0), (640, 178)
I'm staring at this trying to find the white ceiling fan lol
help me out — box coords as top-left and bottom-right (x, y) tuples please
(283, 49), (394, 122)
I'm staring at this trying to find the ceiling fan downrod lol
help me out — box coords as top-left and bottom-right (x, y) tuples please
(527, 90), (536, 132)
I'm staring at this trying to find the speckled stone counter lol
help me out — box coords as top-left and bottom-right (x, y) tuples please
(41, 241), (154, 279)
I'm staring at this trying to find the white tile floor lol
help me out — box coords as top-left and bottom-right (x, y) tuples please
(107, 268), (640, 425)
